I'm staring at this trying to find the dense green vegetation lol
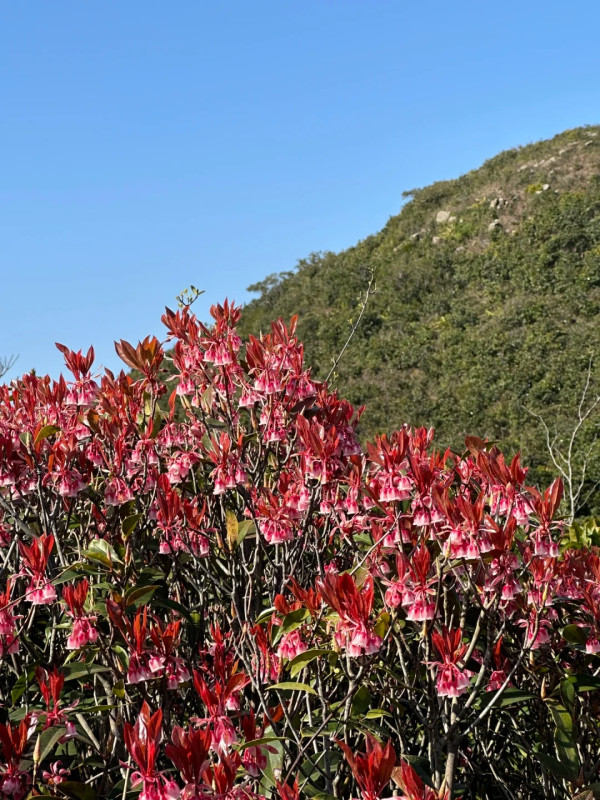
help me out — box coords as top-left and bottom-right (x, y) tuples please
(239, 126), (600, 515)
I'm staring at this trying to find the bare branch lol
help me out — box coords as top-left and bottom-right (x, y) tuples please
(0, 354), (17, 380)
(524, 355), (600, 521)
(326, 267), (376, 383)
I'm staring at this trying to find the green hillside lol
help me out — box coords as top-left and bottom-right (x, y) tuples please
(239, 126), (600, 516)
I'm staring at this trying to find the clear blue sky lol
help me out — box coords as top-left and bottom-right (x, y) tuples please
(1, 0), (599, 380)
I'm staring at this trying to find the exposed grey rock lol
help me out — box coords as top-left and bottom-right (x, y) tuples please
(488, 220), (502, 232)
(436, 210), (451, 224)
(432, 236), (442, 244)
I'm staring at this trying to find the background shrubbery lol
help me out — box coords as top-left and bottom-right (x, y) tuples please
(240, 126), (600, 517)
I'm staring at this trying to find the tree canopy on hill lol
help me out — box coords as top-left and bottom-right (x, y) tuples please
(239, 126), (600, 516)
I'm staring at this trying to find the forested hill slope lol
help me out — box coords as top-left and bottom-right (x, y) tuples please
(238, 126), (600, 515)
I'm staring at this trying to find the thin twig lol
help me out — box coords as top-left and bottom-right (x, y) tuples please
(325, 267), (376, 383)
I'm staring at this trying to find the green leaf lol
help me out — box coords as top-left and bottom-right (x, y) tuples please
(51, 567), (85, 586)
(153, 595), (194, 624)
(547, 701), (579, 780)
(549, 702), (573, 734)
(83, 538), (122, 567)
(255, 607), (276, 625)
(237, 520), (256, 542)
(374, 611), (391, 639)
(562, 624), (588, 645)
(38, 726), (67, 762)
(268, 681), (317, 696)
(273, 608), (309, 645)
(281, 608), (309, 633)
(237, 736), (286, 751)
(351, 565), (369, 589)
(570, 674), (600, 692)
(149, 409), (164, 440)
(11, 668), (36, 705)
(560, 679), (576, 711)
(122, 514), (142, 538)
(226, 510), (239, 549)
(257, 735), (285, 792)
(480, 688), (534, 709)
(62, 663), (110, 682)
(353, 533), (373, 547)
(352, 685), (371, 715)
(59, 781), (99, 800)
(34, 424), (60, 444)
(113, 679), (126, 699)
(288, 649), (330, 678)
(537, 751), (579, 782)
(364, 708), (391, 719)
(125, 584), (158, 607)
(111, 644), (129, 671)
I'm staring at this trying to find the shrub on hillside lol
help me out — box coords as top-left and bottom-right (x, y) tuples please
(0, 300), (599, 799)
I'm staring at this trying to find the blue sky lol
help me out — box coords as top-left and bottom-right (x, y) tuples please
(1, 0), (599, 380)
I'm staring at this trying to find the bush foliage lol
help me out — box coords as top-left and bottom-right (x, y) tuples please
(1, 301), (600, 799)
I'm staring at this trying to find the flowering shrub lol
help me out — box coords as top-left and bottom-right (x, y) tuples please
(0, 299), (599, 799)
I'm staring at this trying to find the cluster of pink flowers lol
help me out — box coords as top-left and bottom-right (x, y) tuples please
(0, 298), (598, 799)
